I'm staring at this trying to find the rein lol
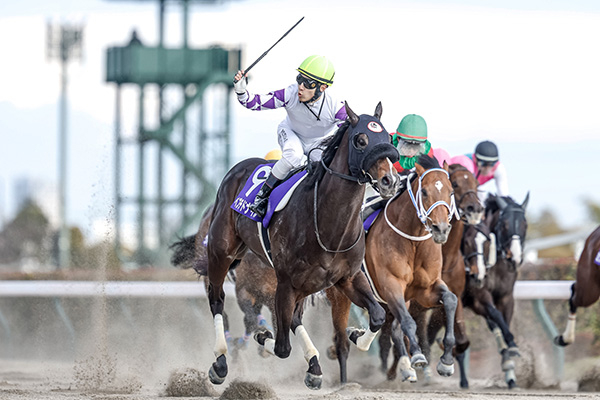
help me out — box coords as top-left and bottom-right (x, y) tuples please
(384, 168), (458, 241)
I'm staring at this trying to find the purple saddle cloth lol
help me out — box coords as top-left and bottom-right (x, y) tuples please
(230, 163), (308, 228)
(363, 209), (382, 232)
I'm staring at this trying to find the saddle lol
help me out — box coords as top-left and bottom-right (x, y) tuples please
(230, 163), (308, 228)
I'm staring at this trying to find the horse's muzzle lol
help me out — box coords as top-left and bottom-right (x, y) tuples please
(377, 167), (399, 199)
(430, 222), (452, 244)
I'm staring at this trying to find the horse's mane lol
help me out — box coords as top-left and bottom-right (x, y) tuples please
(304, 120), (350, 188)
(416, 154), (441, 170)
(485, 195), (518, 214)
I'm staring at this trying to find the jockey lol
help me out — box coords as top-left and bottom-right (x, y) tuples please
(233, 55), (347, 217)
(449, 140), (509, 202)
(390, 114), (451, 173)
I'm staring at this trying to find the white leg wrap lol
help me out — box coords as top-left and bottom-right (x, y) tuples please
(493, 327), (507, 352)
(505, 367), (516, 383)
(294, 325), (319, 362)
(264, 338), (276, 356)
(399, 355), (411, 371)
(562, 313), (577, 344)
(213, 314), (228, 357)
(356, 328), (378, 351)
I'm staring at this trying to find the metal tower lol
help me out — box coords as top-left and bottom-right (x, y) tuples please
(105, 0), (241, 265)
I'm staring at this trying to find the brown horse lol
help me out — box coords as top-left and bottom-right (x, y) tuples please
(381, 163), (484, 382)
(330, 155), (458, 381)
(555, 225), (600, 346)
(204, 103), (399, 389)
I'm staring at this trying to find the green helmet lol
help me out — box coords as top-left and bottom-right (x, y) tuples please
(396, 114), (428, 142)
(297, 55), (335, 86)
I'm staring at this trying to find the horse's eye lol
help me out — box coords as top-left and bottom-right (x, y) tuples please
(452, 182), (458, 189)
(421, 189), (428, 197)
(353, 134), (368, 149)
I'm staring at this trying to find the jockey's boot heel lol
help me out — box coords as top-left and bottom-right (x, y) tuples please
(249, 173), (280, 218)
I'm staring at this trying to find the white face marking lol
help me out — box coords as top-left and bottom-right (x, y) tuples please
(475, 232), (487, 281)
(463, 173), (468, 180)
(387, 158), (397, 184)
(435, 180), (443, 192)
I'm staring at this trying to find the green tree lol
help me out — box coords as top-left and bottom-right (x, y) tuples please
(0, 199), (50, 264)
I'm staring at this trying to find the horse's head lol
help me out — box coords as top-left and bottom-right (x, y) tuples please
(449, 164), (484, 225)
(461, 223), (495, 287)
(345, 102), (399, 199)
(412, 156), (457, 244)
(485, 192), (529, 266)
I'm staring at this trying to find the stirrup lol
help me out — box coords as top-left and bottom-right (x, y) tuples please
(249, 198), (268, 217)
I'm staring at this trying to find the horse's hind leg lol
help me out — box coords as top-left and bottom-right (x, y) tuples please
(337, 272), (386, 352)
(555, 281), (600, 346)
(325, 287), (351, 385)
(386, 297), (427, 370)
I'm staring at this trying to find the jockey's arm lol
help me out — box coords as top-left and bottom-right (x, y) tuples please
(236, 83), (295, 111)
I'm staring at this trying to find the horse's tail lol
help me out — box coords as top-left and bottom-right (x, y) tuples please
(169, 235), (208, 276)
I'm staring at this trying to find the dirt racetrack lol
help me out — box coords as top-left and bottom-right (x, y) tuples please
(0, 282), (599, 400)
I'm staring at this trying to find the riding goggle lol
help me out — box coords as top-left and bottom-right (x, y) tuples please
(477, 160), (497, 168)
(397, 140), (425, 157)
(296, 74), (319, 90)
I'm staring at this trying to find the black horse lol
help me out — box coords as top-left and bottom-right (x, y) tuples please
(459, 193), (529, 389)
(203, 103), (399, 389)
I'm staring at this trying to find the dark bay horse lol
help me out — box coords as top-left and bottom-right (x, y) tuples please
(555, 225), (600, 346)
(330, 155), (459, 382)
(460, 193), (529, 389)
(389, 164), (484, 382)
(205, 103), (399, 389)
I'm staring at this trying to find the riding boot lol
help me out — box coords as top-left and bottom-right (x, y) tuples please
(249, 173), (280, 217)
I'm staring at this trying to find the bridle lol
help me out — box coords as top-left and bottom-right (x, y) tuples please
(384, 168), (458, 241)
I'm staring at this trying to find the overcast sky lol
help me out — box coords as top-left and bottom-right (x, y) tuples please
(1, 0), (599, 241)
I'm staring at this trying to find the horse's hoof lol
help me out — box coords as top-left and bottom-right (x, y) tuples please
(401, 368), (417, 383)
(507, 379), (517, 389)
(326, 345), (337, 360)
(460, 380), (469, 389)
(304, 372), (322, 390)
(208, 354), (228, 385)
(436, 360), (454, 377)
(553, 335), (570, 347)
(253, 329), (273, 346)
(410, 353), (428, 369)
(346, 327), (364, 345)
(507, 346), (521, 357)
(386, 370), (397, 381)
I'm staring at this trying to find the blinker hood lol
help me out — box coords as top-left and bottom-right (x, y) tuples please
(347, 115), (399, 180)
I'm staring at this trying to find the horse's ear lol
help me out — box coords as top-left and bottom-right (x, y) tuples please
(521, 191), (530, 211)
(443, 160), (449, 172)
(345, 101), (359, 127)
(374, 102), (383, 120)
(495, 196), (508, 210)
(415, 163), (425, 176)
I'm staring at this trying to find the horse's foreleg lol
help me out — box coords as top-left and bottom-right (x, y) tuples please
(453, 298), (470, 356)
(207, 259), (232, 385)
(378, 310), (394, 375)
(390, 320), (417, 383)
(416, 280), (457, 376)
(325, 287), (351, 385)
(337, 272), (386, 352)
(290, 300), (322, 390)
(255, 280), (294, 360)
(555, 282), (586, 347)
(413, 303), (435, 383)
(387, 297), (426, 370)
